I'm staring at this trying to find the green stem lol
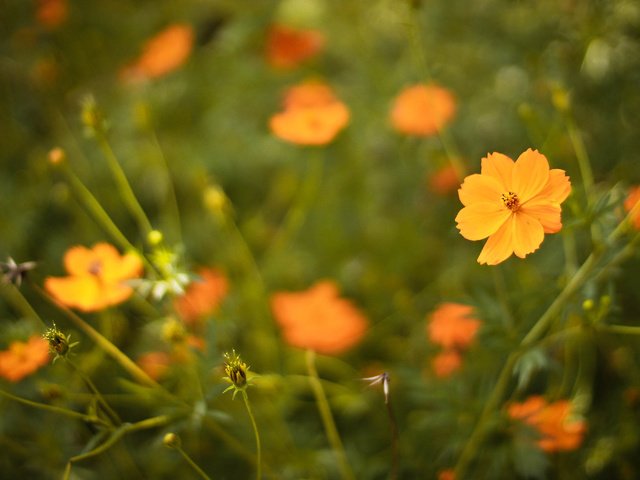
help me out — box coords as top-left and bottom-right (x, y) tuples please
(0, 283), (44, 325)
(305, 349), (355, 480)
(95, 134), (154, 237)
(66, 358), (121, 425)
(176, 445), (213, 480)
(63, 415), (170, 480)
(0, 388), (110, 428)
(241, 390), (262, 480)
(598, 324), (640, 336)
(33, 284), (160, 389)
(566, 117), (594, 197)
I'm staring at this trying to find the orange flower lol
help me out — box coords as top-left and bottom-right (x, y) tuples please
(45, 243), (143, 312)
(137, 351), (171, 381)
(174, 268), (229, 326)
(390, 83), (456, 136)
(121, 23), (194, 81)
(271, 281), (368, 354)
(432, 350), (462, 378)
(455, 149), (571, 265)
(429, 164), (461, 195)
(269, 81), (350, 146)
(427, 303), (481, 349)
(266, 24), (325, 69)
(36, 0), (68, 29)
(508, 396), (586, 452)
(624, 186), (640, 229)
(0, 336), (50, 382)
(438, 469), (456, 480)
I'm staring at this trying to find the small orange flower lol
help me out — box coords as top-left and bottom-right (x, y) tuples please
(45, 243), (143, 312)
(455, 149), (571, 265)
(438, 469), (456, 480)
(269, 81), (350, 146)
(137, 351), (171, 381)
(266, 24), (325, 69)
(429, 164), (461, 196)
(36, 0), (68, 29)
(0, 336), (50, 382)
(174, 268), (229, 326)
(432, 350), (462, 378)
(427, 303), (481, 349)
(271, 281), (368, 354)
(121, 23), (194, 81)
(624, 186), (640, 229)
(390, 83), (456, 136)
(508, 396), (586, 452)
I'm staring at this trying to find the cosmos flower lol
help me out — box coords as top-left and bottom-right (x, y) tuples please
(623, 185), (640, 229)
(427, 303), (482, 350)
(271, 281), (368, 354)
(455, 149), (571, 265)
(44, 243), (143, 312)
(174, 267), (229, 326)
(265, 24), (325, 69)
(0, 336), (50, 382)
(390, 83), (456, 136)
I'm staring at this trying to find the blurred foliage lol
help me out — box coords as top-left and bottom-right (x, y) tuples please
(1, 0), (640, 479)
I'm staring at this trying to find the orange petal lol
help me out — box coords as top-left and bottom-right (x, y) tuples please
(455, 203), (511, 241)
(45, 275), (103, 312)
(512, 149), (549, 203)
(520, 200), (562, 233)
(458, 173), (504, 206)
(63, 245), (95, 276)
(512, 211), (545, 258)
(477, 216), (515, 265)
(530, 168), (571, 204)
(480, 152), (514, 190)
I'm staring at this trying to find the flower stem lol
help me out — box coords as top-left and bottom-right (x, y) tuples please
(95, 133), (154, 237)
(305, 349), (355, 480)
(241, 390), (262, 480)
(66, 358), (121, 426)
(0, 388), (110, 428)
(598, 324), (640, 336)
(175, 445), (213, 480)
(33, 283), (160, 389)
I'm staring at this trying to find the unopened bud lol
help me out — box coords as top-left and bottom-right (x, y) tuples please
(163, 432), (181, 449)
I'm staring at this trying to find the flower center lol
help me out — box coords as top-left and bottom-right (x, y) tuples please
(88, 260), (102, 276)
(501, 191), (520, 211)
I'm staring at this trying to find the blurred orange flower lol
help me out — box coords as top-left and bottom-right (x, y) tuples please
(137, 351), (171, 381)
(624, 186), (640, 229)
(45, 243), (143, 312)
(438, 469), (456, 480)
(36, 0), (68, 29)
(174, 268), (229, 326)
(390, 83), (456, 136)
(429, 164), (461, 196)
(427, 303), (481, 349)
(0, 336), (50, 382)
(508, 396), (586, 452)
(455, 149), (571, 265)
(269, 81), (350, 146)
(121, 23), (194, 81)
(271, 280), (368, 354)
(432, 350), (462, 378)
(266, 24), (325, 69)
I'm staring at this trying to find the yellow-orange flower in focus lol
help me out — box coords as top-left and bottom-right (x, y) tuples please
(0, 336), (50, 382)
(121, 24), (194, 81)
(269, 81), (350, 146)
(390, 83), (456, 136)
(266, 24), (325, 69)
(624, 186), (640, 229)
(45, 243), (143, 312)
(174, 268), (229, 326)
(455, 149), (571, 265)
(271, 281), (368, 354)
(427, 303), (481, 349)
(36, 0), (68, 29)
(508, 396), (586, 452)
(432, 350), (462, 378)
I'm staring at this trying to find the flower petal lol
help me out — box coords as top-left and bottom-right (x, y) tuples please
(481, 152), (514, 190)
(458, 173), (504, 206)
(455, 202), (511, 240)
(45, 275), (103, 312)
(513, 211), (545, 258)
(477, 216), (516, 265)
(520, 200), (563, 233)
(512, 149), (549, 203)
(529, 168), (571, 204)
(63, 245), (94, 276)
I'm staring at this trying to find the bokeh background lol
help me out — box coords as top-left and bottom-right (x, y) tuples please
(2, 0), (640, 478)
